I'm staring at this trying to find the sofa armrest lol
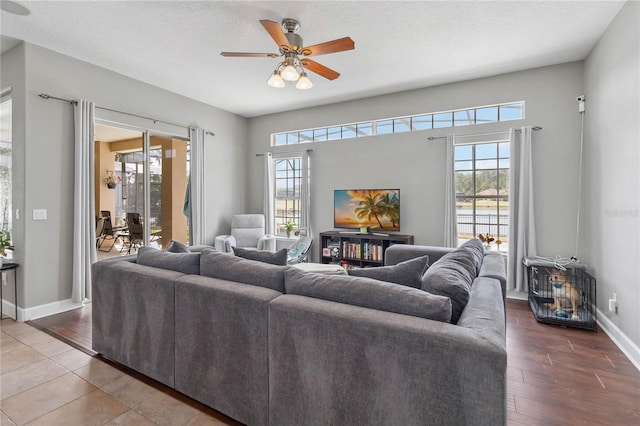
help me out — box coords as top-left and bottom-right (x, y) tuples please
(384, 244), (453, 266)
(257, 234), (276, 252)
(214, 235), (235, 252)
(479, 252), (507, 300)
(268, 288), (506, 426)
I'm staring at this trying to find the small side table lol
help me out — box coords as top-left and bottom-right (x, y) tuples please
(0, 262), (19, 321)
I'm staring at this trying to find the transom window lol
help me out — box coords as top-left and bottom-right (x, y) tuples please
(272, 102), (523, 146)
(455, 140), (510, 252)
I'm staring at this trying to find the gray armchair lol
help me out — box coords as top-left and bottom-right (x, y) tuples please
(215, 214), (276, 252)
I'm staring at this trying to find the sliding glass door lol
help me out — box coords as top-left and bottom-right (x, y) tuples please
(95, 122), (190, 256)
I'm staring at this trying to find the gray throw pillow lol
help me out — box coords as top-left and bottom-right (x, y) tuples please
(421, 248), (477, 323)
(233, 247), (288, 266)
(285, 268), (452, 323)
(347, 255), (429, 288)
(200, 248), (287, 293)
(166, 240), (191, 253)
(137, 246), (200, 275)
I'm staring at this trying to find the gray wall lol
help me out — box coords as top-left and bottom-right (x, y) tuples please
(1, 42), (247, 311)
(583, 1), (639, 349)
(248, 62), (586, 264)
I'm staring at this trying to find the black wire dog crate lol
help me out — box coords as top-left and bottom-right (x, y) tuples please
(523, 257), (597, 331)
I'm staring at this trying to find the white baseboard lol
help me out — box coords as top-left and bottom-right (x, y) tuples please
(596, 307), (640, 372)
(1, 299), (18, 320)
(1, 298), (84, 322)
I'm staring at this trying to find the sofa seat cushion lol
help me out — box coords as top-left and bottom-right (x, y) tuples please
(285, 268), (451, 322)
(200, 248), (287, 293)
(137, 246), (200, 275)
(347, 255), (429, 288)
(421, 246), (477, 324)
(233, 246), (288, 265)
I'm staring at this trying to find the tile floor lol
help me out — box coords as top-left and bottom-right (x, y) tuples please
(0, 319), (229, 425)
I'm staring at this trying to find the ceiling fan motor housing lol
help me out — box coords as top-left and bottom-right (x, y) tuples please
(282, 19), (303, 51)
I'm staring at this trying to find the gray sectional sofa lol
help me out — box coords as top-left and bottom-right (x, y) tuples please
(92, 239), (507, 426)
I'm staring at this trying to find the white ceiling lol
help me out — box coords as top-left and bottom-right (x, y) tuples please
(0, 1), (625, 118)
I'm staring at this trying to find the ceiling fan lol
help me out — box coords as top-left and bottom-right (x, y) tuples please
(221, 19), (355, 89)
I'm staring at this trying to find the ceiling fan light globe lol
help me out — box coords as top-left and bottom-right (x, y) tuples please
(267, 71), (285, 88)
(281, 64), (300, 81)
(296, 73), (313, 90)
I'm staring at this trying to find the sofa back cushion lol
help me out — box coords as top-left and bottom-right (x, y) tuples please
(137, 246), (200, 275)
(233, 247), (288, 266)
(421, 246), (477, 323)
(347, 255), (429, 288)
(285, 268), (451, 322)
(200, 248), (286, 293)
(459, 238), (484, 274)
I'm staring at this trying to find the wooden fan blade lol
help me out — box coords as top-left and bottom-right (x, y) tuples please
(221, 52), (280, 58)
(301, 59), (340, 80)
(260, 20), (291, 50)
(301, 37), (355, 56)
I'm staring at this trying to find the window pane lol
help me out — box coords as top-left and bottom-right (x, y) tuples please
(474, 170), (498, 195)
(327, 126), (341, 140)
(393, 118), (411, 133)
(412, 115), (432, 130)
(475, 107), (498, 124)
(499, 103), (523, 121)
(299, 130), (313, 143)
(498, 169), (509, 194)
(342, 125), (356, 138)
(454, 109), (475, 127)
(274, 133), (287, 146)
(357, 122), (372, 136)
(313, 128), (327, 141)
(376, 120), (393, 135)
(476, 160), (497, 170)
(433, 112), (452, 128)
(498, 159), (509, 169)
(286, 132), (299, 144)
(455, 171), (473, 195)
(455, 145), (472, 161)
(498, 142), (509, 158)
(455, 160), (472, 171)
(475, 143), (497, 159)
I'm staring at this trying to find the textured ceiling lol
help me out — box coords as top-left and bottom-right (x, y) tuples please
(0, 1), (625, 118)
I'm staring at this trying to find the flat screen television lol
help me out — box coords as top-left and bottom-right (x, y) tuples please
(334, 189), (400, 232)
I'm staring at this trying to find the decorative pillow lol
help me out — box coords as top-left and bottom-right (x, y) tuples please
(285, 268), (452, 323)
(347, 255), (429, 288)
(166, 240), (191, 253)
(233, 247), (288, 266)
(421, 248), (477, 323)
(200, 248), (287, 293)
(137, 246), (200, 275)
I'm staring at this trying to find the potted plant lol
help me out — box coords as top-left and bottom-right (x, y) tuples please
(0, 230), (14, 266)
(104, 170), (121, 189)
(284, 221), (295, 238)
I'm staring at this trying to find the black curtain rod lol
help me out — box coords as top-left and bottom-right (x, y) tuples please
(38, 93), (215, 136)
(427, 126), (542, 141)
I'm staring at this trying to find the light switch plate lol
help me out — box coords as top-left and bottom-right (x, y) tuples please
(33, 209), (47, 220)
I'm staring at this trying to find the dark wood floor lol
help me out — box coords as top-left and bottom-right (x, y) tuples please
(27, 299), (640, 425)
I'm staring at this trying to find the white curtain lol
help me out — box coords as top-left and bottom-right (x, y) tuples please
(443, 134), (458, 247)
(508, 126), (537, 292)
(189, 128), (206, 245)
(263, 152), (275, 235)
(300, 150), (311, 234)
(72, 100), (96, 303)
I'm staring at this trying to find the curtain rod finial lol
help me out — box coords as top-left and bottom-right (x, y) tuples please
(38, 93), (50, 99)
